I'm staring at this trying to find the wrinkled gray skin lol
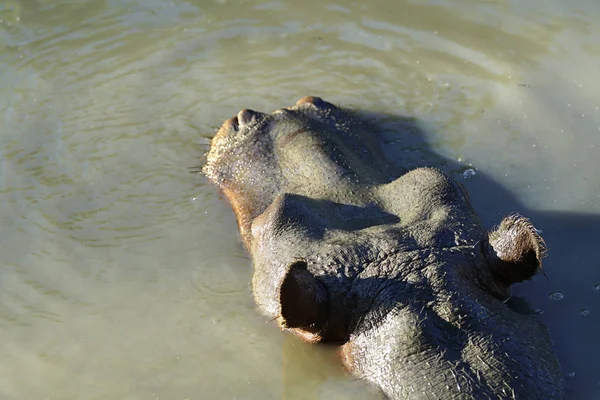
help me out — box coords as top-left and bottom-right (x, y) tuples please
(204, 97), (564, 399)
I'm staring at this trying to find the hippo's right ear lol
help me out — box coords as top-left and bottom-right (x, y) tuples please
(278, 260), (329, 343)
(486, 214), (547, 286)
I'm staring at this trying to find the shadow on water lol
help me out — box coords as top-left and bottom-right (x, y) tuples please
(277, 107), (600, 399)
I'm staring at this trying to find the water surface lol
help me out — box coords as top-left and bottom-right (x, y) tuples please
(1, 0), (599, 398)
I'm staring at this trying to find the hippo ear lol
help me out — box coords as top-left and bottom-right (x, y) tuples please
(278, 260), (328, 342)
(487, 214), (547, 286)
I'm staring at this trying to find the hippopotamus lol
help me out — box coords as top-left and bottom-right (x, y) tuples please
(203, 96), (564, 399)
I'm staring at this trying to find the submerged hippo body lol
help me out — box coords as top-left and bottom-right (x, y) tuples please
(204, 97), (564, 399)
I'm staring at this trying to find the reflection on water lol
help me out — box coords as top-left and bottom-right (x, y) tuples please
(0, 0), (599, 398)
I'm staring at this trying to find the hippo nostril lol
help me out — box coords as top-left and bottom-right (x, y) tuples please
(238, 109), (260, 126)
(228, 116), (239, 131)
(295, 96), (326, 107)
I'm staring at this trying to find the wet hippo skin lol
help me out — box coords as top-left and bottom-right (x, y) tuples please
(203, 97), (564, 399)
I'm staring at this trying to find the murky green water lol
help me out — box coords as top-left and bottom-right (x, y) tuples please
(0, 0), (599, 398)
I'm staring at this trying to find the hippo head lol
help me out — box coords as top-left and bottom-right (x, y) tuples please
(204, 97), (564, 399)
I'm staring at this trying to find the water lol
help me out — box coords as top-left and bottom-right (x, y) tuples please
(0, 0), (599, 398)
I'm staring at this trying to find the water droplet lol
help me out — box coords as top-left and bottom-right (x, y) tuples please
(580, 309), (590, 317)
(549, 291), (564, 301)
(594, 284), (600, 291)
(462, 168), (476, 179)
(567, 372), (576, 378)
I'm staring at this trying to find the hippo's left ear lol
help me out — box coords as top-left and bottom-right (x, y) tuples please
(278, 260), (329, 343)
(486, 214), (547, 286)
